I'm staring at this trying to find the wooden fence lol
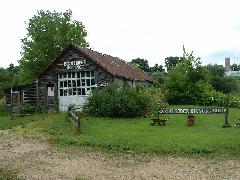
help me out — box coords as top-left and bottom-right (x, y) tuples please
(67, 105), (80, 133)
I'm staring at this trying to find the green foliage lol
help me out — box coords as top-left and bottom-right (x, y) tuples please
(205, 64), (237, 94)
(139, 86), (168, 115)
(19, 104), (36, 114)
(83, 84), (167, 117)
(0, 167), (20, 180)
(0, 68), (10, 97)
(19, 9), (89, 84)
(200, 90), (240, 108)
(164, 53), (212, 105)
(131, 58), (150, 72)
(150, 64), (166, 83)
(213, 76), (237, 94)
(165, 56), (184, 71)
(231, 63), (240, 71)
(0, 97), (7, 116)
(0, 64), (20, 97)
(0, 113), (46, 130)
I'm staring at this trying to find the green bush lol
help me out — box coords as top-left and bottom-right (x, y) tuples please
(199, 90), (240, 108)
(19, 104), (36, 114)
(83, 84), (167, 117)
(0, 97), (7, 116)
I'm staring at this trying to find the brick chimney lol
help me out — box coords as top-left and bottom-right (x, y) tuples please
(225, 57), (231, 71)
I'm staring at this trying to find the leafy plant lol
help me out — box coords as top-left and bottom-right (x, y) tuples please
(83, 84), (167, 117)
(19, 104), (36, 114)
(0, 97), (7, 116)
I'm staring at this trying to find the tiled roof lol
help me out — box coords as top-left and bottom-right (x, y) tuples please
(73, 45), (152, 82)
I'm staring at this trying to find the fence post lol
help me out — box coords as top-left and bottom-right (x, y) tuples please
(223, 94), (231, 128)
(77, 116), (80, 133)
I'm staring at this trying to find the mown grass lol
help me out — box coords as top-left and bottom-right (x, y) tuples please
(0, 167), (20, 180)
(1, 107), (240, 156)
(0, 114), (48, 130)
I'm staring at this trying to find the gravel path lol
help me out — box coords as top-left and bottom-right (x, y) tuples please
(0, 130), (240, 180)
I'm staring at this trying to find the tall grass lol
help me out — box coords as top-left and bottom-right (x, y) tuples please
(0, 97), (7, 116)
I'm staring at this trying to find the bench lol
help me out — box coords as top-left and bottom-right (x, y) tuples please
(150, 118), (168, 126)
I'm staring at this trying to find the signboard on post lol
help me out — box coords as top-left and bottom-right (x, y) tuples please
(159, 108), (227, 114)
(158, 107), (230, 128)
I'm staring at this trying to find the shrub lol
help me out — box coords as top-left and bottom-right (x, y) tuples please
(139, 86), (168, 115)
(199, 90), (240, 108)
(19, 104), (36, 114)
(83, 84), (167, 117)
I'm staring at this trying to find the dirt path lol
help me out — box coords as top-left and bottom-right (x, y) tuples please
(0, 130), (240, 180)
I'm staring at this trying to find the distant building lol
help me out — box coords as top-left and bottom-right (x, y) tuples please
(224, 57), (240, 77)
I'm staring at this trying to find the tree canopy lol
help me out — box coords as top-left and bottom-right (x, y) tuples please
(164, 53), (211, 104)
(205, 64), (237, 94)
(0, 64), (20, 97)
(131, 58), (150, 72)
(19, 9), (89, 84)
(231, 63), (240, 71)
(165, 56), (184, 72)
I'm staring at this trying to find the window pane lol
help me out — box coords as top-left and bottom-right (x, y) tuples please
(59, 74), (62, 79)
(64, 89), (68, 96)
(60, 89), (63, 96)
(77, 80), (80, 87)
(72, 80), (76, 87)
(81, 71), (85, 77)
(82, 88), (86, 95)
(72, 72), (75, 78)
(68, 72), (71, 78)
(86, 71), (90, 77)
(77, 88), (81, 95)
(73, 88), (76, 95)
(77, 72), (80, 78)
(60, 81), (63, 88)
(86, 79), (90, 86)
(69, 89), (72, 96)
(91, 79), (95, 86)
(91, 71), (94, 77)
(82, 79), (85, 86)
(64, 81), (67, 87)
(63, 73), (67, 78)
(68, 80), (71, 87)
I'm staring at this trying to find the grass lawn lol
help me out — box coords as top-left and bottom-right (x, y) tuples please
(0, 107), (240, 156)
(0, 167), (20, 180)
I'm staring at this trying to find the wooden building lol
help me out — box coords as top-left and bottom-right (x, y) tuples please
(5, 44), (152, 111)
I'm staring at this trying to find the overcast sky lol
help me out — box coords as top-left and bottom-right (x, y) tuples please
(1, 0), (240, 68)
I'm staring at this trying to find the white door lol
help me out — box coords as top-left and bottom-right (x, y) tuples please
(58, 71), (95, 111)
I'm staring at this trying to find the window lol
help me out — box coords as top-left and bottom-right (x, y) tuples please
(58, 71), (95, 97)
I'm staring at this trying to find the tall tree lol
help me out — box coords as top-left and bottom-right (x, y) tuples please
(164, 53), (211, 104)
(19, 9), (89, 84)
(131, 58), (150, 72)
(150, 64), (166, 82)
(205, 64), (237, 94)
(165, 56), (184, 72)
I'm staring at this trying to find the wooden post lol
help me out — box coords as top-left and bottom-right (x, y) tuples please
(222, 94), (231, 128)
(77, 116), (80, 133)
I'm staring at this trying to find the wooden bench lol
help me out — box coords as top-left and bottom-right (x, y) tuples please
(150, 118), (168, 126)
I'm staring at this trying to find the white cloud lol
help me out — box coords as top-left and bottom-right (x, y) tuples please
(0, 0), (240, 68)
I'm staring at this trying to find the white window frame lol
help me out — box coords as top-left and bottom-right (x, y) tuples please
(58, 71), (95, 97)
